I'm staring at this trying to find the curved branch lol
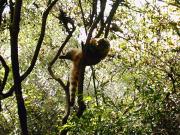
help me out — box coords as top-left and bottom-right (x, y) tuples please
(48, 33), (74, 129)
(48, 13), (76, 135)
(0, 85), (15, 100)
(48, 26), (75, 86)
(20, 0), (58, 81)
(51, 30), (74, 135)
(0, 0), (59, 115)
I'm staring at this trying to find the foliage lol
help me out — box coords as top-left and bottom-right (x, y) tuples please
(0, 0), (179, 134)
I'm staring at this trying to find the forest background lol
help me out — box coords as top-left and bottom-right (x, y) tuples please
(0, 0), (179, 134)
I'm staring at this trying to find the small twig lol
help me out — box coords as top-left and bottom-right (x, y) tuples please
(113, 32), (134, 45)
(91, 66), (99, 106)
(58, 9), (75, 34)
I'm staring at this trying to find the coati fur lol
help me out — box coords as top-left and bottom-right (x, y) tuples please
(59, 38), (110, 106)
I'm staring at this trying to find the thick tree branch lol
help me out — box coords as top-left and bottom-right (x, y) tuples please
(104, 0), (123, 38)
(20, 0), (58, 81)
(95, 0), (106, 38)
(1, 2), (58, 133)
(9, 0), (29, 134)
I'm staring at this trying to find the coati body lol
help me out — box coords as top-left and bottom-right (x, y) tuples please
(60, 38), (110, 106)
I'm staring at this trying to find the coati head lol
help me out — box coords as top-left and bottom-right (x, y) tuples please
(83, 38), (110, 65)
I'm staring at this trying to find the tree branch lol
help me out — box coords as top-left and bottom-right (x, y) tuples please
(91, 66), (99, 106)
(20, 0), (58, 81)
(0, 55), (9, 111)
(9, 0), (29, 134)
(52, 28), (75, 135)
(0, 55), (9, 92)
(89, 0), (97, 26)
(86, 0), (107, 43)
(78, 0), (87, 34)
(95, 0), (106, 38)
(48, 10), (76, 135)
(76, 61), (86, 118)
(48, 24), (75, 89)
(48, 33), (74, 133)
(104, 0), (123, 38)
(96, 0), (123, 38)
(0, 0), (59, 118)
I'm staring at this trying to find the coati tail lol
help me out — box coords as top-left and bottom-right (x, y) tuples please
(67, 38), (110, 106)
(69, 50), (82, 106)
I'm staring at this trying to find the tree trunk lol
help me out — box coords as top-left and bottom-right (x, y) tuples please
(10, 0), (28, 134)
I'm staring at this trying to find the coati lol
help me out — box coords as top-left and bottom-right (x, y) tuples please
(59, 38), (110, 106)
